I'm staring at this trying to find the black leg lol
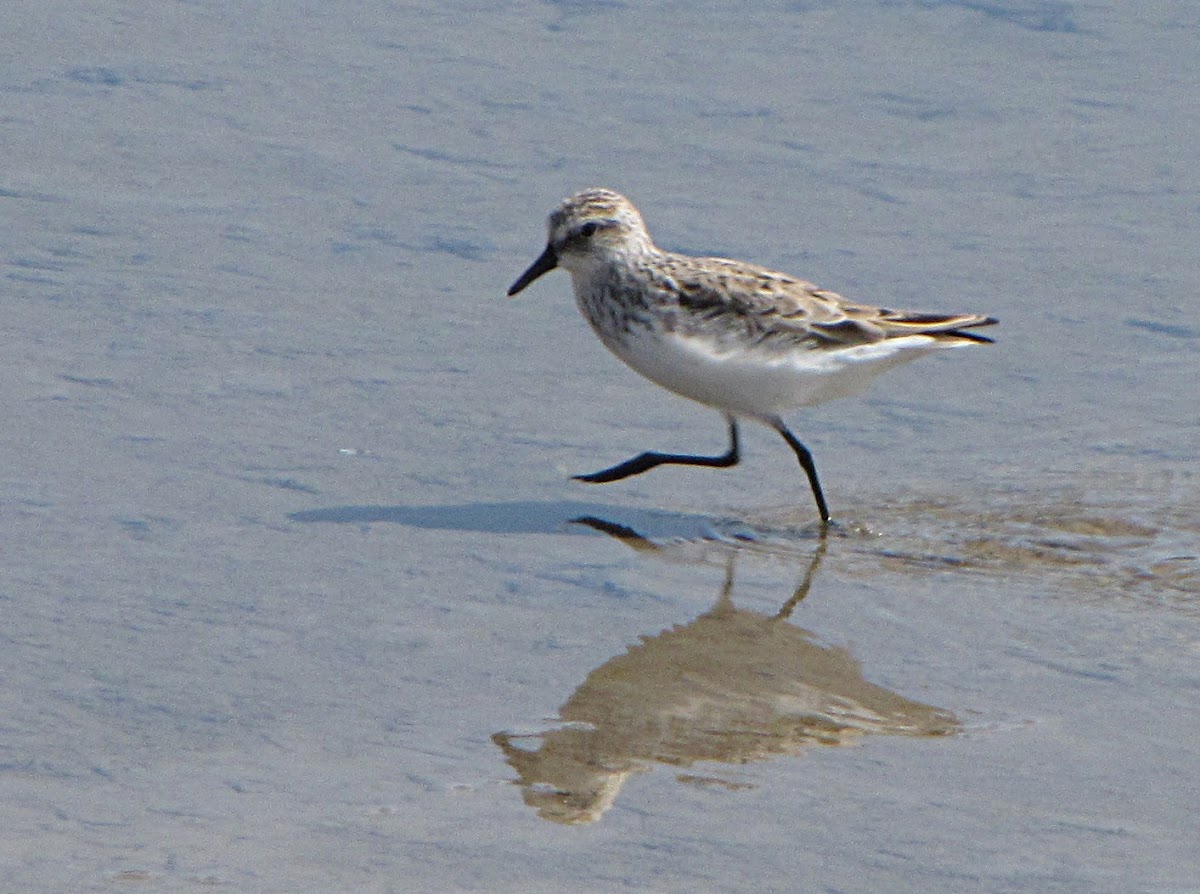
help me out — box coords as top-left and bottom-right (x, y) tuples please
(574, 416), (740, 484)
(769, 417), (831, 524)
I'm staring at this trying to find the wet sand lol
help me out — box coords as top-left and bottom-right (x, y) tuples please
(3, 2), (1198, 891)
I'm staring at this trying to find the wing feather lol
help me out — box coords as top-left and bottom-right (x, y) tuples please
(656, 254), (996, 347)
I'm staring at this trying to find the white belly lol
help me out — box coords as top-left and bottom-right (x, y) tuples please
(603, 326), (962, 419)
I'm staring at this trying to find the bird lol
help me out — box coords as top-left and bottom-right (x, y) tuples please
(507, 188), (996, 524)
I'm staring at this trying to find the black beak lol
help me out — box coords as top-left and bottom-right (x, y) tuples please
(507, 244), (558, 296)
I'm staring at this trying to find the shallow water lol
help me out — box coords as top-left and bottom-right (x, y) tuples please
(3, 1), (1199, 892)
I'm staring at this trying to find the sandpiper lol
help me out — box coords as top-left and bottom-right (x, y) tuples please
(507, 188), (996, 524)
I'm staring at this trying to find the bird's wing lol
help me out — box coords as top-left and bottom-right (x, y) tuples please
(660, 255), (996, 347)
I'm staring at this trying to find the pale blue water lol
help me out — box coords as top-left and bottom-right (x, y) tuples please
(3, 2), (1198, 891)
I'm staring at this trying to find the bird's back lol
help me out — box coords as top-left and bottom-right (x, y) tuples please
(647, 252), (996, 352)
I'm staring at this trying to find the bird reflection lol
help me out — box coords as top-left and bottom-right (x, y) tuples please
(493, 518), (959, 824)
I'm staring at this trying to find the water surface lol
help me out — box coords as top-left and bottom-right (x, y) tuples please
(3, 2), (1197, 891)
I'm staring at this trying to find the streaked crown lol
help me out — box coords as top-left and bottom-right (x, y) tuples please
(546, 188), (654, 258)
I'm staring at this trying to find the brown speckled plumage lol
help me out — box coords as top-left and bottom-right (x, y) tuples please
(507, 188), (997, 523)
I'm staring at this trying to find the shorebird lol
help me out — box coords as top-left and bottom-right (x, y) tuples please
(508, 188), (996, 523)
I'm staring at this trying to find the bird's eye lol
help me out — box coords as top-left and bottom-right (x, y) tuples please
(578, 221), (600, 238)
